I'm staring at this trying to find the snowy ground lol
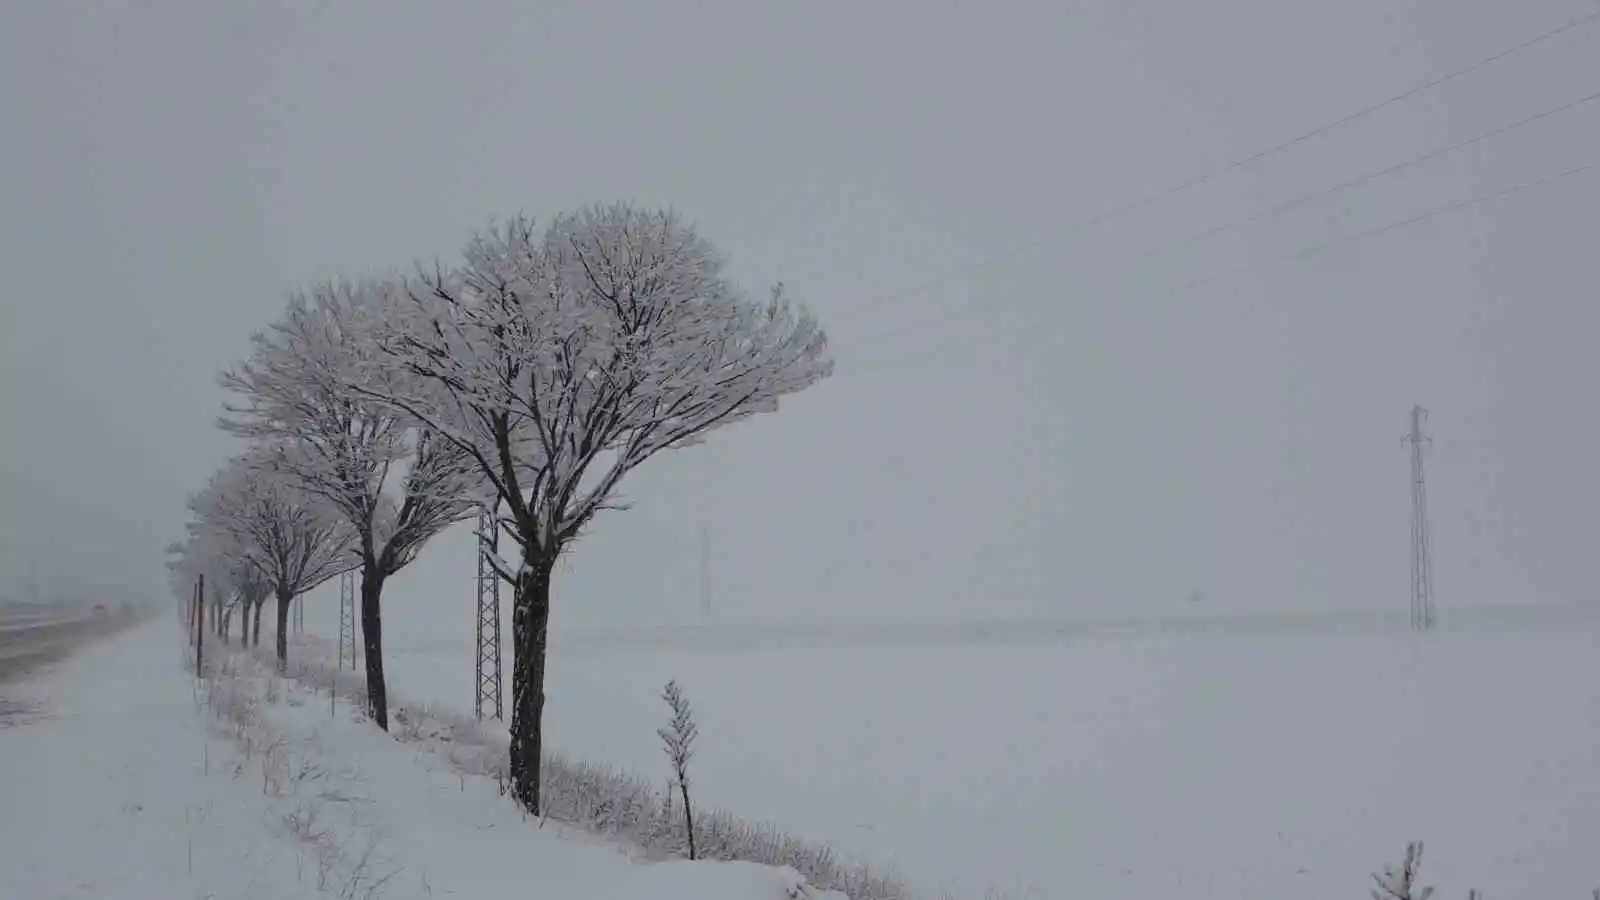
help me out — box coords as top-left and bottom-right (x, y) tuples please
(8, 609), (1593, 898)
(0, 621), (843, 900)
(377, 614), (1600, 899)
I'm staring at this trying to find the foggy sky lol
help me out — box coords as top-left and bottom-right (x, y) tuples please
(2, 0), (1597, 623)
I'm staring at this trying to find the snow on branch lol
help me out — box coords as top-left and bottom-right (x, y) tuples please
(167, 506), (259, 603)
(218, 279), (482, 575)
(340, 203), (833, 560)
(658, 678), (701, 859)
(187, 452), (357, 600)
(1372, 842), (1435, 900)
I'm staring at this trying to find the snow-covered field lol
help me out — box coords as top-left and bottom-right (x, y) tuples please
(5, 603), (1597, 899)
(0, 622), (844, 900)
(378, 615), (1600, 899)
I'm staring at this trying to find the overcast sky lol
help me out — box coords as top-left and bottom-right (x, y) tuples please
(2, 0), (1597, 624)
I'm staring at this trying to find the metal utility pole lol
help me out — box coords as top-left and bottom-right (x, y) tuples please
(194, 574), (205, 675)
(1403, 405), (1436, 631)
(337, 570), (357, 670)
(474, 503), (504, 721)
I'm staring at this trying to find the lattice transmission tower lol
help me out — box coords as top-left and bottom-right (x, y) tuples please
(475, 503), (504, 721)
(1403, 405), (1436, 631)
(337, 569), (358, 669)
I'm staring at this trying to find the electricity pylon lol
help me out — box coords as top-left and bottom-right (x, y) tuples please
(337, 570), (357, 669)
(1403, 405), (1436, 631)
(475, 503), (504, 721)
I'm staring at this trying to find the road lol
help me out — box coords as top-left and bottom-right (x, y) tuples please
(0, 614), (96, 680)
(0, 609), (143, 725)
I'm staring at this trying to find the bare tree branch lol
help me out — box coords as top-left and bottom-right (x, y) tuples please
(219, 279), (483, 577)
(325, 202), (832, 813)
(186, 452), (357, 605)
(341, 205), (831, 561)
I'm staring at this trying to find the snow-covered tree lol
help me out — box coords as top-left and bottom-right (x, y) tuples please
(188, 453), (356, 672)
(166, 528), (237, 669)
(201, 564), (258, 647)
(165, 538), (208, 643)
(210, 579), (229, 643)
(206, 555), (267, 647)
(167, 522), (232, 616)
(219, 281), (481, 729)
(233, 561), (268, 649)
(345, 203), (832, 814)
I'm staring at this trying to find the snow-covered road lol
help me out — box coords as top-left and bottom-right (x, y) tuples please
(0, 611), (129, 684)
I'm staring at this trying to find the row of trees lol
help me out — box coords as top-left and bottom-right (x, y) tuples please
(168, 203), (833, 814)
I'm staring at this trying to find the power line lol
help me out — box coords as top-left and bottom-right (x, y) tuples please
(814, 9), (1600, 332)
(836, 156), (1600, 378)
(844, 86), (1600, 352)
(1165, 157), (1598, 297)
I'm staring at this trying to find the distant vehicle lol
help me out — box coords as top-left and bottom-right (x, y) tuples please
(91, 603), (109, 617)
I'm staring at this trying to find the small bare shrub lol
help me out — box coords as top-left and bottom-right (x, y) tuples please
(261, 735), (290, 796)
(221, 633), (914, 900)
(283, 802), (334, 848)
(293, 744), (329, 786)
(1373, 842), (1433, 900)
(332, 832), (402, 900)
(658, 679), (700, 860)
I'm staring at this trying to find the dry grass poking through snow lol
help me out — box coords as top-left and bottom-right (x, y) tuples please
(193, 638), (1597, 900)
(199, 652), (402, 899)
(217, 636), (913, 900)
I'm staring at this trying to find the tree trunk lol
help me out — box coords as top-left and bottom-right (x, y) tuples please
(220, 606), (231, 646)
(252, 596), (266, 649)
(274, 586), (292, 673)
(680, 781), (697, 860)
(238, 598), (249, 646)
(508, 549), (556, 815)
(359, 561), (389, 731)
